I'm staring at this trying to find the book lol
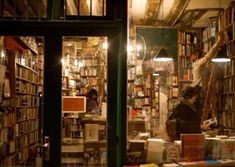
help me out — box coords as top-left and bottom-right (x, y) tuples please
(84, 124), (99, 142)
(140, 163), (158, 167)
(181, 134), (205, 161)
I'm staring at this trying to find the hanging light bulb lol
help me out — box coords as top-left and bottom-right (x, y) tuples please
(153, 2), (172, 62)
(211, 45), (230, 63)
(154, 48), (173, 62)
(153, 72), (160, 76)
(74, 59), (78, 66)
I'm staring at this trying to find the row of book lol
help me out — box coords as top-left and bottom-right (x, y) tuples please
(0, 130), (38, 159)
(80, 67), (99, 76)
(15, 80), (37, 95)
(15, 95), (39, 107)
(16, 50), (38, 71)
(15, 120), (39, 136)
(224, 60), (235, 76)
(1, 111), (16, 128)
(178, 44), (193, 57)
(178, 32), (197, 44)
(224, 1), (235, 27)
(219, 111), (235, 129)
(16, 64), (38, 84)
(223, 77), (235, 93)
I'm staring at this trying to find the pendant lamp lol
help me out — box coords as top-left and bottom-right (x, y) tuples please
(153, 48), (173, 62)
(211, 0), (230, 63)
(211, 44), (230, 63)
(153, 72), (160, 76)
(153, 2), (172, 62)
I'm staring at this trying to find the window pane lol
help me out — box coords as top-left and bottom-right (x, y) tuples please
(1, 0), (47, 18)
(65, 0), (106, 16)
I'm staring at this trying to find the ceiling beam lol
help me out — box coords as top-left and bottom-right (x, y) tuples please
(175, 10), (206, 28)
(165, 0), (190, 27)
(143, 0), (161, 25)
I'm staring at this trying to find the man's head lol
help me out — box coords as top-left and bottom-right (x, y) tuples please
(182, 86), (199, 104)
(191, 49), (203, 62)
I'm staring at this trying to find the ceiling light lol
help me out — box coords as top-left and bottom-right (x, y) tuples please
(154, 1), (173, 62)
(102, 42), (108, 49)
(136, 44), (142, 51)
(127, 45), (133, 53)
(154, 48), (173, 62)
(153, 72), (160, 76)
(211, 45), (230, 63)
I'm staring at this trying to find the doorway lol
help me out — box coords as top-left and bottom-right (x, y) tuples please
(61, 36), (108, 166)
(0, 24), (125, 166)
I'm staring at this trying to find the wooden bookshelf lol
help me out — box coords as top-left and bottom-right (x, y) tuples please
(177, 29), (201, 94)
(0, 36), (41, 166)
(213, 2), (235, 130)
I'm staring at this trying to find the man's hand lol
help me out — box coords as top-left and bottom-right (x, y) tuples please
(201, 123), (210, 131)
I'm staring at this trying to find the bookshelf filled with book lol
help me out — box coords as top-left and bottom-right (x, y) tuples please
(215, 1), (235, 130)
(177, 29), (201, 93)
(0, 36), (42, 166)
(62, 40), (106, 99)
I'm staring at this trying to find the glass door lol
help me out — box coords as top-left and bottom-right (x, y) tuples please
(61, 36), (107, 166)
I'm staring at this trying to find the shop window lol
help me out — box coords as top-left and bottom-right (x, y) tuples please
(65, 0), (106, 16)
(0, 0), (107, 19)
(0, 0), (47, 18)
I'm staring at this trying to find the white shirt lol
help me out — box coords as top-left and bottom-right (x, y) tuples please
(191, 40), (219, 87)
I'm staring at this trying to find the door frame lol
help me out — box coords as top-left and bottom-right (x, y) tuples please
(0, 21), (127, 167)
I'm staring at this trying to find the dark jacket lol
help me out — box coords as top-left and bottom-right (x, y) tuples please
(168, 100), (202, 140)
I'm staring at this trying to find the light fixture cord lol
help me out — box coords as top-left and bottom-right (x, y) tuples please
(161, 1), (164, 48)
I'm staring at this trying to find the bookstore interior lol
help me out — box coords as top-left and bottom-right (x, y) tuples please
(1, 0), (235, 167)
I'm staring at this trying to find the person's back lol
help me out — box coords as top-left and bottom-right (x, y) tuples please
(171, 101), (201, 140)
(166, 86), (202, 141)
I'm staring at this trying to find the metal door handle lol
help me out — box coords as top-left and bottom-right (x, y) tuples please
(43, 136), (50, 161)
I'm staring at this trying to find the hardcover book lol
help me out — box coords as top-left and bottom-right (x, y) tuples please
(181, 134), (205, 161)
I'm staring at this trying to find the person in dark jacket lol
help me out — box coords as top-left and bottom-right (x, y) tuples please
(166, 86), (203, 141)
(86, 88), (100, 113)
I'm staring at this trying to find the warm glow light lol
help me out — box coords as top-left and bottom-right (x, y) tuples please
(154, 57), (173, 62)
(211, 58), (231, 63)
(61, 58), (64, 64)
(74, 59), (78, 66)
(78, 62), (84, 67)
(127, 45), (133, 53)
(102, 42), (108, 49)
(136, 44), (142, 51)
(0, 50), (5, 58)
(153, 73), (159, 76)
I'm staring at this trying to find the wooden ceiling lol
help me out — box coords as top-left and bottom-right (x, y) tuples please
(129, 0), (232, 28)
